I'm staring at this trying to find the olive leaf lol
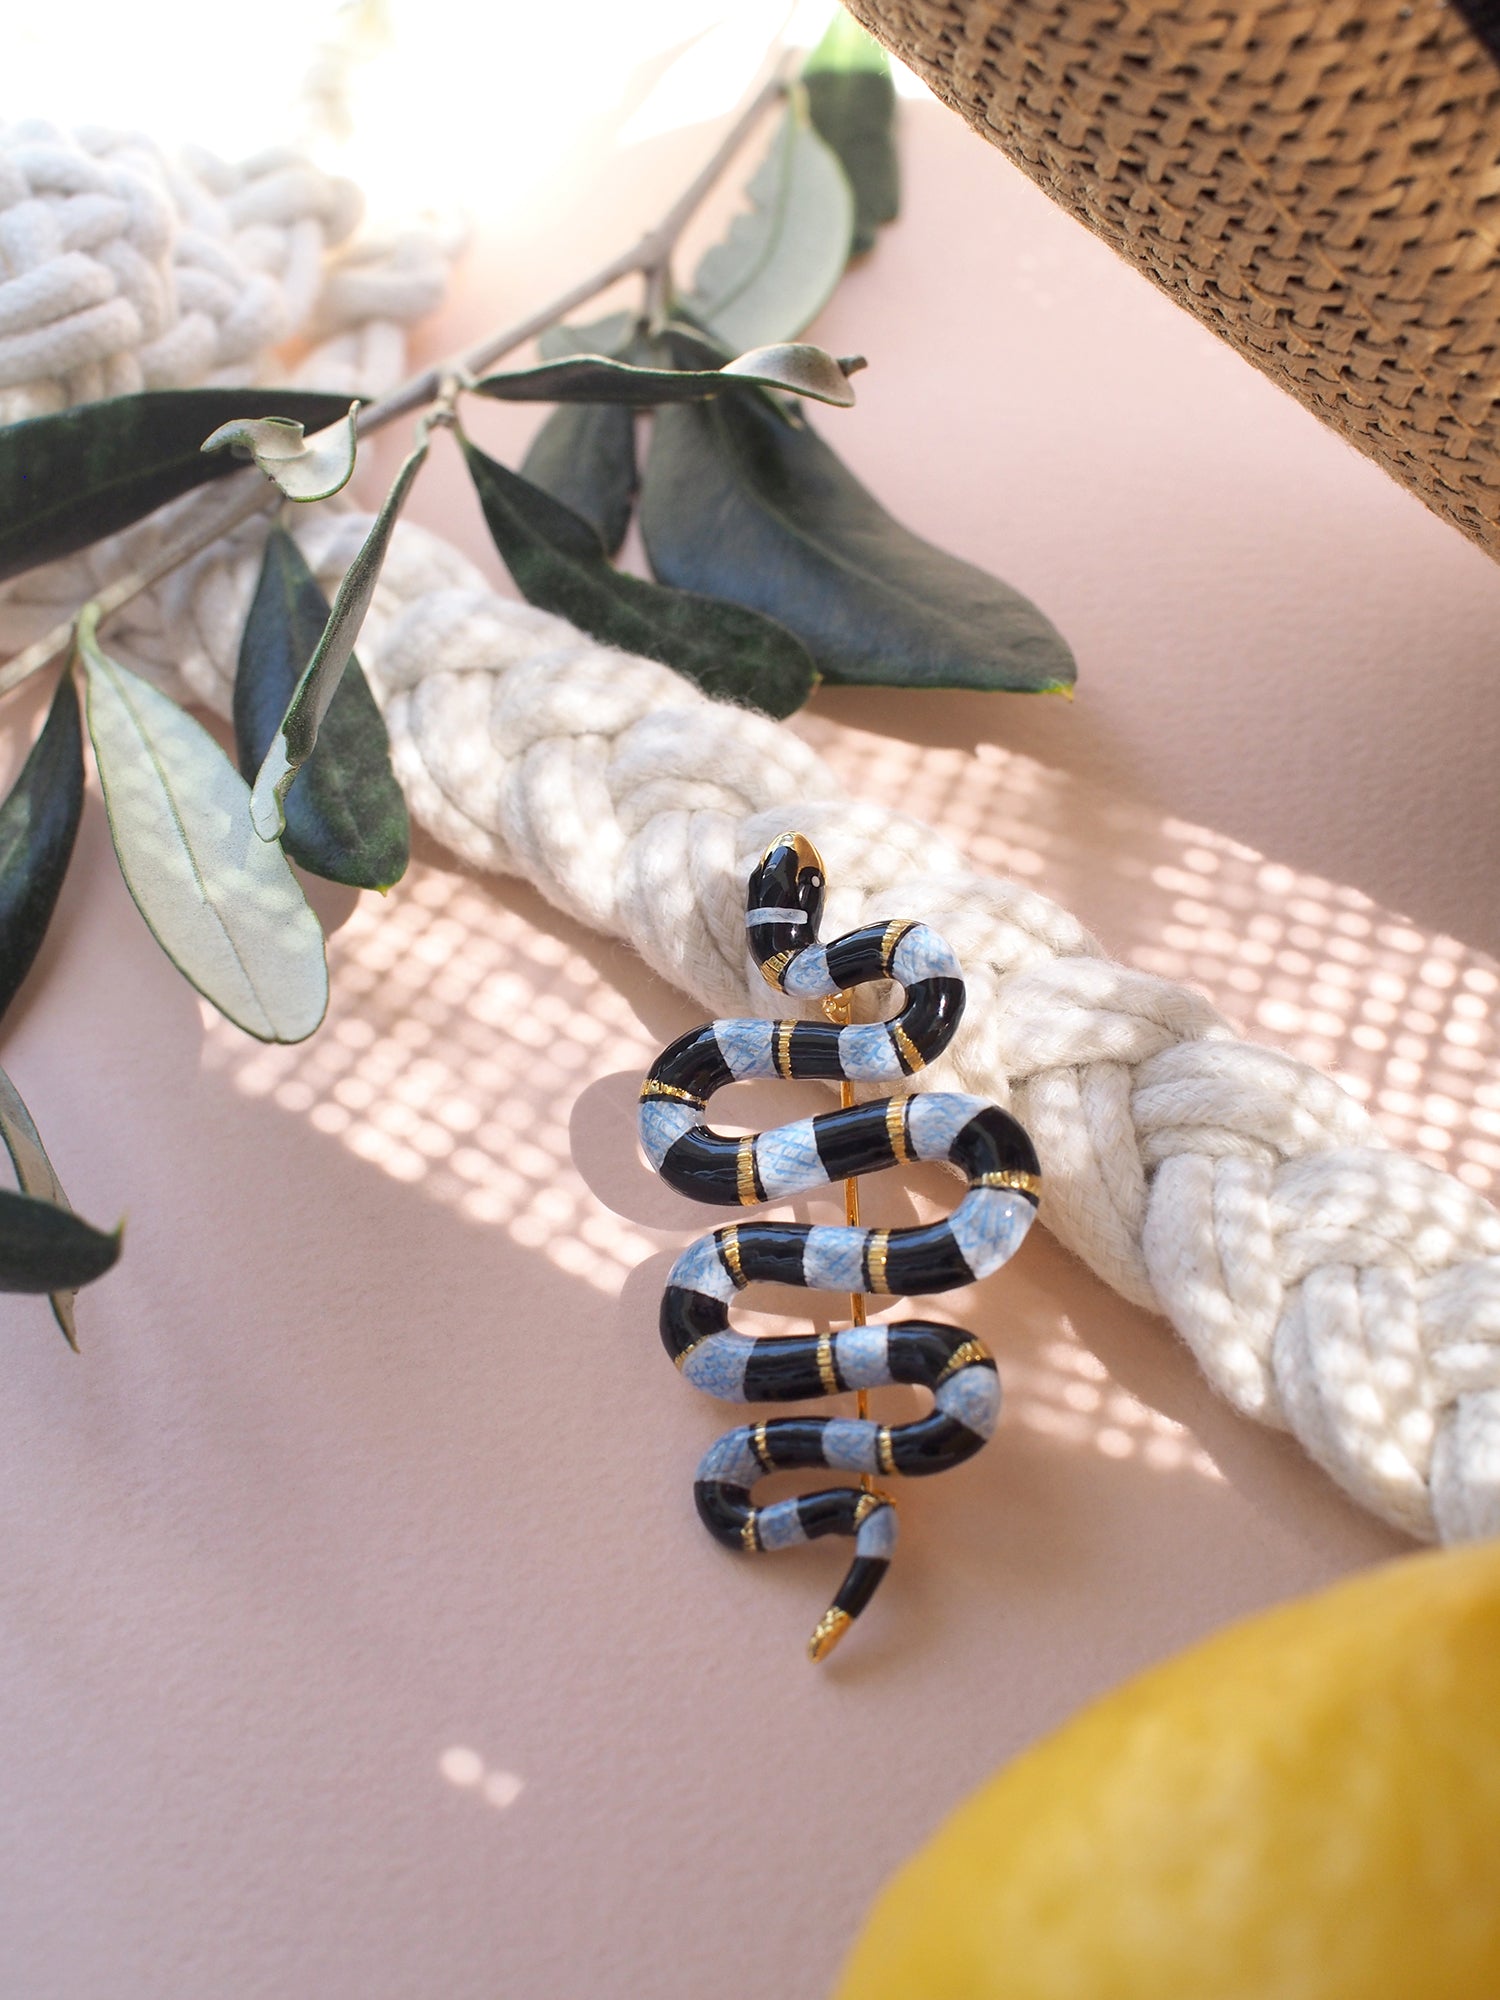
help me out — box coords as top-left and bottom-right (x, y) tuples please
(640, 386), (1076, 692)
(804, 12), (900, 256)
(472, 342), (856, 408)
(0, 388), (353, 585)
(0, 1189), (120, 1299)
(200, 403), (359, 502)
(0, 1062), (115, 1343)
(0, 670), (84, 1026)
(461, 433), (816, 717)
(235, 528), (409, 891)
(522, 400), (638, 555)
(249, 439), (428, 841)
(684, 93), (855, 353)
(78, 608), (329, 1044)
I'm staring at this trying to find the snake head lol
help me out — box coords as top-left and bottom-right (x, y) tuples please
(747, 831), (826, 987)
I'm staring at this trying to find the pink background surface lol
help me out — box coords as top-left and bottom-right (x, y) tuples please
(4, 91), (1500, 1998)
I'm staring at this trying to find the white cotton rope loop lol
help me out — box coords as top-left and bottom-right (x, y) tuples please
(1, 125), (1497, 1548)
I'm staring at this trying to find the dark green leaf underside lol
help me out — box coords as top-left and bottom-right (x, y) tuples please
(0, 671), (83, 1025)
(0, 387), (353, 586)
(461, 435), (816, 718)
(804, 68), (899, 256)
(0, 1188), (118, 1293)
(639, 389), (1075, 693)
(235, 528), (409, 891)
(521, 402), (638, 556)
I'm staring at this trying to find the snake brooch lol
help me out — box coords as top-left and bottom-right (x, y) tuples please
(638, 833), (1042, 1661)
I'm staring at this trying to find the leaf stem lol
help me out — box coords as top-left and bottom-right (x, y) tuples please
(0, 53), (794, 710)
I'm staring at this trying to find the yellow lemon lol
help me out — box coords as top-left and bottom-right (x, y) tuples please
(835, 1542), (1500, 1999)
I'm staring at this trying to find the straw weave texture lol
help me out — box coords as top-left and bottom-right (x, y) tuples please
(846, 0), (1500, 561)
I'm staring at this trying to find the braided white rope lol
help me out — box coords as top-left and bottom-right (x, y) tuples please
(7, 498), (1495, 1547)
(0, 120), (454, 420)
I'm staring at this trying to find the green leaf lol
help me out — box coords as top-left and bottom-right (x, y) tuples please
(521, 401), (638, 556)
(460, 433), (816, 717)
(0, 1062), (112, 1342)
(249, 440), (428, 840)
(472, 342), (856, 408)
(803, 13), (900, 256)
(0, 1188), (120, 1296)
(0, 388), (354, 586)
(684, 95), (855, 352)
(235, 528), (409, 891)
(200, 403), (359, 502)
(0, 670), (83, 1026)
(78, 608), (329, 1043)
(639, 389), (1076, 692)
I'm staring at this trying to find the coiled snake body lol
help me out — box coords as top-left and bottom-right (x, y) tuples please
(639, 834), (1041, 1660)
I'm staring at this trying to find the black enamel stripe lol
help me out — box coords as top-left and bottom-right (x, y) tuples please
(786, 1020), (846, 1080)
(884, 1222), (976, 1295)
(831, 1553), (889, 1620)
(888, 1400), (993, 1478)
(813, 1100), (897, 1182)
(660, 1284), (728, 1360)
(824, 922), (902, 991)
(658, 1130), (746, 1206)
(645, 1023), (734, 1101)
(899, 977), (964, 1064)
(743, 1337), (838, 1402)
(951, 1104), (1042, 1187)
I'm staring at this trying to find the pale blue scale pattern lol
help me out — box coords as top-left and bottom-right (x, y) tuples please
(699, 1430), (760, 1486)
(838, 1024), (906, 1082)
(681, 1333), (756, 1399)
(855, 1505), (899, 1560)
(713, 1017), (775, 1081)
(639, 1096), (699, 1171)
(782, 944), (836, 999)
(892, 924), (962, 987)
(754, 1117), (829, 1200)
(669, 1233), (737, 1302)
(821, 1418), (882, 1473)
(947, 1188), (1037, 1281)
(907, 1092), (992, 1163)
(803, 1226), (869, 1294)
(755, 1500), (809, 1550)
(835, 1322), (892, 1390)
(935, 1365), (1002, 1439)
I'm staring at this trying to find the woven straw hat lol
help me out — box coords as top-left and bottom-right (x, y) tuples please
(846, 0), (1500, 561)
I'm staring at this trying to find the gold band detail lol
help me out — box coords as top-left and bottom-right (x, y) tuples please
(742, 1514), (761, 1554)
(876, 1426), (896, 1476)
(853, 1489), (893, 1527)
(737, 1138), (759, 1207)
(937, 1337), (990, 1384)
(891, 1022), (924, 1073)
(759, 949), (795, 991)
(978, 1169), (1042, 1199)
(640, 1079), (703, 1106)
(807, 1606), (851, 1663)
(720, 1226), (745, 1287)
(880, 917), (911, 973)
(751, 1422), (772, 1473)
(674, 1338), (705, 1373)
(816, 1331), (839, 1395)
(885, 1095), (910, 1165)
(774, 1020), (795, 1079)
(865, 1229), (891, 1295)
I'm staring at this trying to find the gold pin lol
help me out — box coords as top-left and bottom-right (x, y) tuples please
(823, 988), (876, 1499)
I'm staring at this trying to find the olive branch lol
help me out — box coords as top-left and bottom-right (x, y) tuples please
(0, 18), (1074, 1342)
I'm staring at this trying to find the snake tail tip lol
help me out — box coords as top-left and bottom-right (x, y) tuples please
(807, 1607), (852, 1664)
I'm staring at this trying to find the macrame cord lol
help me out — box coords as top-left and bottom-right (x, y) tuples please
(2, 123), (1497, 1549)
